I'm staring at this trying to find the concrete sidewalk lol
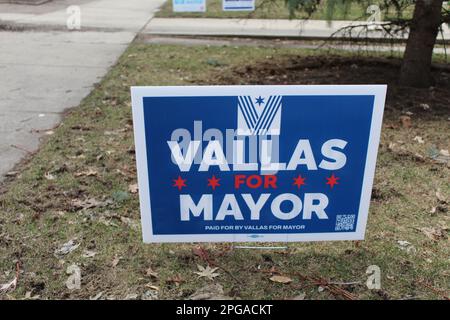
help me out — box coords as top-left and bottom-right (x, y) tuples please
(0, 0), (162, 31)
(0, 0), (165, 180)
(144, 17), (450, 41)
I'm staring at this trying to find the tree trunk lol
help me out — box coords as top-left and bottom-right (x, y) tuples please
(399, 0), (443, 88)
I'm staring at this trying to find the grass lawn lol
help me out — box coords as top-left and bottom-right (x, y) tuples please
(156, 0), (413, 20)
(0, 42), (449, 300)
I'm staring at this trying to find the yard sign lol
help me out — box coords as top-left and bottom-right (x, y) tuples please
(131, 85), (386, 243)
(223, 0), (255, 11)
(172, 0), (206, 12)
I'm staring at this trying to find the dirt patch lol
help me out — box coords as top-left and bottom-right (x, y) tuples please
(212, 55), (450, 120)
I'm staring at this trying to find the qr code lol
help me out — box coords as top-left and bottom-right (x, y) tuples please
(335, 215), (356, 231)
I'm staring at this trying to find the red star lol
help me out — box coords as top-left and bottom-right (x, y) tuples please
(326, 173), (340, 189)
(292, 175), (306, 189)
(207, 175), (221, 190)
(173, 176), (187, 191)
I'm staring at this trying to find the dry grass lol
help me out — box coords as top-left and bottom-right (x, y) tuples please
(0, 43), (448, 300)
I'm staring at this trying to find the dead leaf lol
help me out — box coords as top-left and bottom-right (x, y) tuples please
(120, 217), (139, 230)
(98, 216), (119, 227)
(397, 240), (417, 254)
(75, 168), (98, 177)
(111, 255), (122, 268)
(71, 198), (112, 210)
(5, 171), (19, 177)
(145, 267), (158, 279)
(128, 184), (138, 194)
(436, 190), (448, 203)
(292, 292), (306, 300)
(90, 292), (103, 300)
(269, 275), (293, 284)
(194, 264), (220, 281)
(167, 274), (184, 286)
(388, 142), (396, 151)
(55, 239), (80, 256)
(82, 250), (97, 258)
(124, 293), (138, 300)
(44, 172), (56, 180)
(419, 227), (448, 241)
(145, 284), (160, 291)
(0, 277), (17, 294)
(399, 115), (412, 128)
(24, 291), (40, 300)
(439, 149), (449, 157)
(413, 136), (424, 144)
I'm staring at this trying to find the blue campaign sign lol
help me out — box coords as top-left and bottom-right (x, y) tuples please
(223, 0), (255, 11)
(131, 86), (386, 243)
(172, 0), (206, 12)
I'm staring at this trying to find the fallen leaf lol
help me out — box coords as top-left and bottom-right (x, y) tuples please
(55, 239), (80, 256)
(82, 250), (97, 258)
(5, 171), (19, 177)
(269, 275), (293, 284)
(124, 293), (138, 300)
(145, 267), (158, 279)
(128, 184), (139, 194)
(439, 149), (449, 157)
(145, 284), (160, 291)
(397, 240), (417, 254)
(399, 115), (411, 128)
(44, 172), (56, 180)
(120, 217), (139, 230)
(90, 292), (103, 300)
(436, 190), (448, 203)
(98, 216), (119, 227)
(0, 277), (17, 294)
(71, 198), (112, 210)
(167, 274), (184, 286)
(388, 142), (396, 151)
(420, 103), (430, 110)
(75, 168), (98, 177)
(292, 292), (306, 300)
(419, 227), (448, 241)
(413, 136), (424, 144)
(111, 255), (122, 268)
(24, 291), (40, 300)
(194, 264), (220, 281)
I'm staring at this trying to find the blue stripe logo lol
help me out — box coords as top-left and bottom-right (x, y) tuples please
(237, 95), (282, 135)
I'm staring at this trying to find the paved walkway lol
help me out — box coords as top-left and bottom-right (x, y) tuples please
(138, 35), (449, 55)
(0, 0), (165, 180)
(144, 17), (450, 41)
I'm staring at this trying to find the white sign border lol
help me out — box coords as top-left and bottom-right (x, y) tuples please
(131, 85), (387, 243)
